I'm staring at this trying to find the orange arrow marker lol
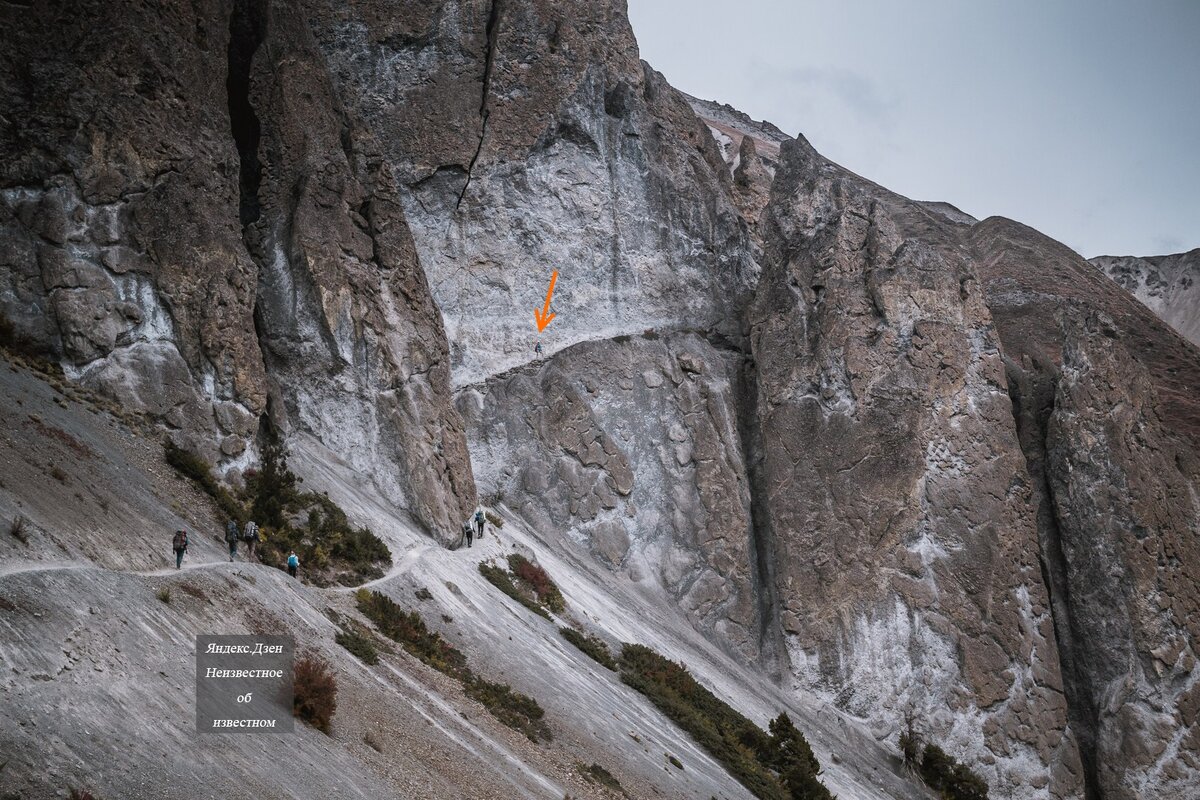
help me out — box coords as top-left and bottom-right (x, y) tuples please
(534, 270), (558, 332)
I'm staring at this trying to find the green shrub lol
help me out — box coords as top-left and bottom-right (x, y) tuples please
(508, 554), (565, 612)
(248, 421), (297, 528)
(480, 562), (550, 619)
(464, 676), (552, 743)
(617, 643), (832, 800)
(357, 590), (469, 678)
(356, 589), (551, 742)
(667, 754), (683, 769)
(336, 627), (380, 665)
(761, 713), (830, 800)
(155, 587), (171, 604)
(293, 654), (337, 733)
(920, 743), (989, 800)
(166, 433), (388, 586)
(559, 627), (616, 670)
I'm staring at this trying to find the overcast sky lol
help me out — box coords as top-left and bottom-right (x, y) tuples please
(627, 0), (1199, 258)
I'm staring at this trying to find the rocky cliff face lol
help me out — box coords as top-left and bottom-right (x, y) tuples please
(0, 0), (476, 538)
(969, 218), (1200, 799)
(749, 135), (1081, 798)
(1090, 250), (1200, 349)
(2, 1), (1199, 798)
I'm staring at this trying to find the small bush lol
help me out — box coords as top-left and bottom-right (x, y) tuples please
(357, 589), (551, 742)
(357, 590), (469, 678)
(485, 510), (504, 528)
(156, 587), (171, 604)
(559, 627), (616, 670)
(336, 627), (380, 665)
(9, 515), (29, 544)
(508, 554), (565, 612)
(464, 676), (552, 743)
(480, 562), (550, 619)
(667, 754), (683, 769)
(415, 586), (433, 601)
(581, 762), (624, 794)
(920, 743), (989, 800)
(294, 654), (337, 733)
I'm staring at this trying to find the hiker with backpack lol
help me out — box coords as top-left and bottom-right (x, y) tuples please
(287, 551), (299, 578)
(462, 519), (474, 548)
(225, 519), (240, 562)
(474, 509), (485, 541)
(243, 520), (259, 560)
(172, 530), (189, 569)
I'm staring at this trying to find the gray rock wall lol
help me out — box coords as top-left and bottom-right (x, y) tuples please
(0, 0), (477, 538)
(1091, 250), (1200, 349)
(750, 135), (1082, 798)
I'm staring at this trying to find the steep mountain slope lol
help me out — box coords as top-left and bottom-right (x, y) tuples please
(0, 354), (927, 800)
(1090, 250), (1200, 349)
(2, 1), (1199, 799)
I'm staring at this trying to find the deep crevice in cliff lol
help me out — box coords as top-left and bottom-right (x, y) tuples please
(456, 0), (502, 209)
(1005, 361), (1102, 800)
(226, 0), (267, 230)
(735, 351), (786, 679)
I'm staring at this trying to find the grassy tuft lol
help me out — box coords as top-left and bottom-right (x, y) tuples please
(508, 554), (565, 612)
(464, 676), (552, 743)
(559, 627), (617, 671)
(920, 743), (990, 800)
(155, 587), (171, 604)
(357, 590), (469, 678)
(336, 627), (380, 666)
(479, 562), (550, 619)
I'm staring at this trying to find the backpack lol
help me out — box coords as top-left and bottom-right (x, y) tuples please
(243, 522), (258, 542)
(172, 531), (187, 550)
(225, 521), (239, 542)
(287, 554), (299, 568)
